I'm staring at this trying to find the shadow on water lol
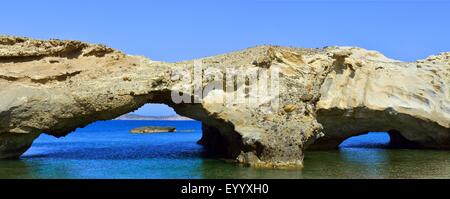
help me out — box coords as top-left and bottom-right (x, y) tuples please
(0, 160), (36, 179)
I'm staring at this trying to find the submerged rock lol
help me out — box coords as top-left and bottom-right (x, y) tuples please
(130, 126), (176, 134)
(0, 36), (449, 168)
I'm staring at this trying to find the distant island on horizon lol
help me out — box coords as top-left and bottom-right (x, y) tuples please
(115, 113), (194, 121)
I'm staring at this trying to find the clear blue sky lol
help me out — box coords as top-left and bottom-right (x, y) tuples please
(2, 0), (449, 116)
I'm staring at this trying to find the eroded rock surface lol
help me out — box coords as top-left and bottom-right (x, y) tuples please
(0, 36), (449, 168)
(312, 48), (450, 149)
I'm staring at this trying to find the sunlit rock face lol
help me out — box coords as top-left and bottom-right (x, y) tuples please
(312, 49), (450, 149)
(0, 36), (449, 168)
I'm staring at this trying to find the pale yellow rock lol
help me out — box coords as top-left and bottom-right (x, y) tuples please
(312, 47), (450, 149)
(0, 36), (448, 168)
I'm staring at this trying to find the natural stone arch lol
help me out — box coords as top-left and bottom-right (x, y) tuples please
(309, 50), (450, 150)
(308, 107), (449, 149)
(0, 36), (321, 168)
(0, 36), (449, 169)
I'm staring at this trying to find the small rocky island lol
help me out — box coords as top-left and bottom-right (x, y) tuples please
(131, 126), (176, 134)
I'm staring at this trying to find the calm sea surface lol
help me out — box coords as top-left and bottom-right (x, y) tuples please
(0, 120), (449, 179)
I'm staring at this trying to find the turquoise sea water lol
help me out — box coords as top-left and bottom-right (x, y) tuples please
(0, 120), (449, 179)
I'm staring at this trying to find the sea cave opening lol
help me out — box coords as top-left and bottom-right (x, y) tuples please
(0, 102), (250, 178)
(338, 130), (421, 149)
(21, 103), (210, 162)
(339, 132), (391, 149)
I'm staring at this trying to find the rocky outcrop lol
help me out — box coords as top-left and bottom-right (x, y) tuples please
(130, 126), (176, 134)
(0, 36), (449, 168)
(311, 49), (450, 149)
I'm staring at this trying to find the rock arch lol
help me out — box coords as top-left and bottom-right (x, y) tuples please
(0, 36), (449, 168)
(309, 50), (450, 150)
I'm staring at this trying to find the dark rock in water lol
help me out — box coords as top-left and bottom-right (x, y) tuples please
(131, 126), (176, 134)
(176, 129), (196, 132)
